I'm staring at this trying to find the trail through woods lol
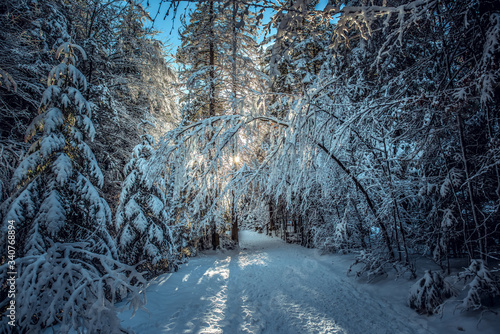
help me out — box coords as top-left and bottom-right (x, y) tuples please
(119, 231), (498, 334)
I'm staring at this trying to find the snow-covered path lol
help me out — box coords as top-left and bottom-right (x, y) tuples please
(119, 231), (492, 334)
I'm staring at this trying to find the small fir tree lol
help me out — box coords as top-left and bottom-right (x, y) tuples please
(408, 270), (456, 315)
(116, 127), (175, 276)
(458, 260), (500, 311)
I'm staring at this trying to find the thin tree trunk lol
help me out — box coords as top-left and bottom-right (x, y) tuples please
(269, 201), (275, 236)
(231, 189), (239, 243)
(350, 197), (367, 249)
(229, 0), (239, 245)
(485, 105), (498, 262)
(457, 112), (484, 261)
(231, 0), (237, 103)
(383, 137), (409, 264)
(383, 138), (402, 261)
(209, 0), (215, 118)
(208, 0), (218, 249)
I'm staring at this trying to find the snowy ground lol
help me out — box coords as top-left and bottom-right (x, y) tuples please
(119, 231), (500, 334)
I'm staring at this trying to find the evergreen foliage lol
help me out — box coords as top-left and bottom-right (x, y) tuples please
(408, 270), (456, 315)
(458, 259), (500, 311)
(116, 128), (176, 276)
(0, 242), (146, 334)
(0, 41), (145, 333)
(2, 42), (114, 257)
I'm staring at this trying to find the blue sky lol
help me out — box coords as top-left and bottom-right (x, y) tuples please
(143, 0), (195, 49)
(142, 0), (329, 53)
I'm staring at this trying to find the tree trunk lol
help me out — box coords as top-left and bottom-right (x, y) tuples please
(209, 0), (215, 118)
(269, 201), (275, 236)
(231, 190), (239, 243)
(212, 227), (219, 250)
(231, 0), (237, 103)
(383, 136), (409, 264)
(208, 0), (218, 249)
(350, 197), (367, 249)
(457, 112), (484, 261)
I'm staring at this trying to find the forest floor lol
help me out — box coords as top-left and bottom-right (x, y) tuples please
(119, 231), (500, 334)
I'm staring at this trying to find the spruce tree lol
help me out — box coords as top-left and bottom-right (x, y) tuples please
(2, 42), (115, 257)
(116, 126), (176, 276)
(0, 42), (145, 334)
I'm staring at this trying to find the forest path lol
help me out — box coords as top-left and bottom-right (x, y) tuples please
(119, 231), (441, 334)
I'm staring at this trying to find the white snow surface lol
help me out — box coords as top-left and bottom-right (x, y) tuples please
(120, 231), (500, 334)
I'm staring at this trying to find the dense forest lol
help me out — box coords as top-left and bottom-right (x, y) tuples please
(1, 0), (499, 332)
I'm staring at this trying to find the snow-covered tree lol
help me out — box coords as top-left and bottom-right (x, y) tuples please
(173, 0), (266, 248)
(2, 42), (115, 257)
(0, 242), (146, 333)
(79, 0), (180, 210)
(264, 0), (328, 95)
(0, 41), (146, 333)
(0, 0), (73, 210)
(458, 260), (500, 311)
(116, 127), (176, 276)
(348, 250), (388, 281)
(408, 270), (456, 315)
(0, 0), (180, 220)
(176, 0), (265, 120)
(249, 0), (500, 268)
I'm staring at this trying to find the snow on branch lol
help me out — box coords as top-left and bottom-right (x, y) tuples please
(458, 260), (500, 312)
(408, 270), (456, 315)
(330, 0), (436, 55)
(0, 67), (17, 92)
(0, 242), (146, 334)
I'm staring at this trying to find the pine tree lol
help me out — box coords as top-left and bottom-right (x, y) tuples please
(82, 0), (180, 212)
(264, 0), (326, 95)
(0, 0), (73, 207)
(408, 270), (456, 315)
(176, 0), (223, 120)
